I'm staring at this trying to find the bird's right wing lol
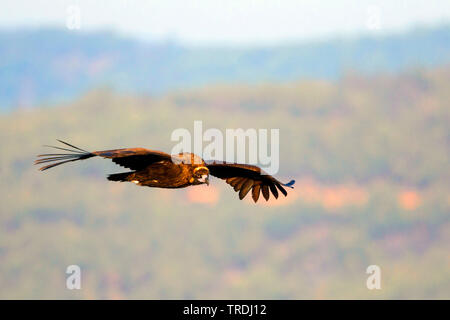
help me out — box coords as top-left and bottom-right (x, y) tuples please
(206, 161), (295, 202)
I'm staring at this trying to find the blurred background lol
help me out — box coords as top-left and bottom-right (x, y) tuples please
(0, 0), (449, 299)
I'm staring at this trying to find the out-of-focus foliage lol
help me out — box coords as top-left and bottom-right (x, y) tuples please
(0, 66), (449, 299)
(1, 25), (449, 109)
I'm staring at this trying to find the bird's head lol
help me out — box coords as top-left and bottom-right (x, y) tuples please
(192, 166), (210, 185)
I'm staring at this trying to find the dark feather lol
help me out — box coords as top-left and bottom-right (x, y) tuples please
(35, 140), (94, 171)
(107, 172), (134, 182)
(239, 179), (254, 200)
(234, 178), (246, 192)
(269, 183), (279, 199)
(39, 158), (80, 171)
(252, 185), (261, 202)
(56, 139), (89, 153)
(261, 184), (270, 201)
(276, 183), (287, 197)
(43, 145), (84, 153)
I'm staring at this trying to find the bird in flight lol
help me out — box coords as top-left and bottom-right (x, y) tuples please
(35, 140), (295, 203)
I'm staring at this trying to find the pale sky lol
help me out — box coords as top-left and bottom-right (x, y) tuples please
(1, 0), (449, 45)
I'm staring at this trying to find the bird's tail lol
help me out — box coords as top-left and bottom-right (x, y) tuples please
(107, 172), (135, 182)
(35, 140), (95, 171)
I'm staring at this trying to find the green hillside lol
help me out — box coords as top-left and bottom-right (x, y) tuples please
(0, 66), (449, 299)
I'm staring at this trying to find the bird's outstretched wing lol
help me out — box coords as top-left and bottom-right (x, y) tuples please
(92, 148), (171, 170)
(35, 140), (172, 171)
(206, 161), (295, 202)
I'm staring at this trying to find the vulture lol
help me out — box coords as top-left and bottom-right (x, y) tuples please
(35, 140), (295, 203)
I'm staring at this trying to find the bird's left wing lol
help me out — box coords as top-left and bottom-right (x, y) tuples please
(35, 140), (172, 171)
(92, 148), (172, 171)
(206, 161), (295, 202)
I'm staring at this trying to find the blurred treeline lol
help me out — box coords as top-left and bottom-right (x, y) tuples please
(0, 66), (449, 299)
(1, 25), (449, 109)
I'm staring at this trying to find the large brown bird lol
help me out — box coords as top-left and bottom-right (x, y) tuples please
(35, 140), (295, 203)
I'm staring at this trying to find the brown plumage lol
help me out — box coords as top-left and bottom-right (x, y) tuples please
(35, 140), (295, 203)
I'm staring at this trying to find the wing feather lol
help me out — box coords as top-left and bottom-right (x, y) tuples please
(252, 185), (261, 202)
(239, 179), (254, 200)
(36, 140), (172, 173)
(269, 183), (279, 199)
(276, 183), (287, 197)
(227, 177), (241, 187)
(261, 184), (270, 201)
(234, 178), (246, 192)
